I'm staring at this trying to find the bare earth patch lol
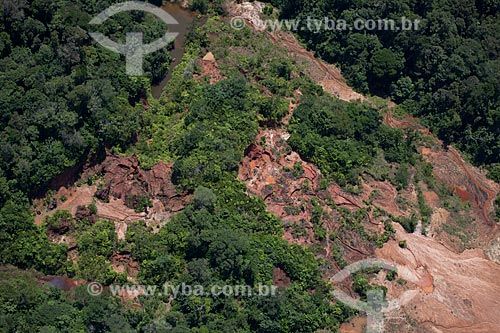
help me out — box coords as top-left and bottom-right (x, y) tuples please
(377, 224), (500, 333)
(231, 3), (500, 331)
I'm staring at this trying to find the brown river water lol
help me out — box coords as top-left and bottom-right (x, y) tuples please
(151, 2), (195, 98)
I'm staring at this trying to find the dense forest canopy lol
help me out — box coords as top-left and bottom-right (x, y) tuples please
(267, 0), (500, 180)
(0, 0), (171, 201)
(0, 2), (359, 331)
(1, 0), (494, 331)
(288, 93), (418, 186)
(0, 0), (177, 291)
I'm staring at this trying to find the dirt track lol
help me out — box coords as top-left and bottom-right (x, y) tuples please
(266, 31), (364, 102)
(229, 1), (363, 102)
(229, 2), (500, 332)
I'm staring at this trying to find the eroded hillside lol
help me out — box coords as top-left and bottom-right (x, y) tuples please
(12, 2), (500, 332)
(231, 2), (500, 332)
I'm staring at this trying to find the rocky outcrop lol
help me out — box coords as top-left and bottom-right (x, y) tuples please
(230, 5), (500, 330)
(238, 118), (377, 262)
(75, 205), (97, 224)
(35, 154), (190, 239)
(99, 155), (172, 200)
(93, 155), (190, 218)
(238, 128), (321, 245)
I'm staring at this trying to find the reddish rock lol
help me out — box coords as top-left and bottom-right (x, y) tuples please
(95, 187), (110, 202)
(97, 155), (189, 213)
(75, 205), (97, 224)
(272, 267), (291, 288)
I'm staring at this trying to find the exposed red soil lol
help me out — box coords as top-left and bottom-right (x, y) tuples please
(35, 154), (191, 280)
(238, 127), (319, 245)
(35, 155), (190, 233)
(34, 185), (97, 225)
(33, 3), (500, 330)
(385, 112), (499, 229)
(230, 1), (499, 234)
(229, 2), (499, 237)
(340, 317), (366, 333)
(377, 224), (500, 333)
(360, 179), (407, 218)
(228, 2), (363, 102)
(237, 94), (377, 262)
(230, 4), (500, 331)
(423, 190), (440, 208)
(238, 128), (377, 262)
(199, 56), (224, 84)
(267, 31), (364, 102)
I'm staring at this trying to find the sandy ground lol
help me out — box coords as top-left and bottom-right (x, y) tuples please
(231, 2), (500, 332)
(377, 224), (500, 333)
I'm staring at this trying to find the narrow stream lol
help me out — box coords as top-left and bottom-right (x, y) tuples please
(151, 2), (195, 99)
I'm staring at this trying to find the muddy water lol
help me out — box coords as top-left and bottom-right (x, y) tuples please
(151, 3), (195, 99)
(39, 275), (85, 291)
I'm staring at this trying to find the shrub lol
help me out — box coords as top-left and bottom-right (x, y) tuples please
(386, 270), (397, 281)
(398, 214), (418, 233)
(190, 0), (209, 14)
(394, 164), (410, 190)
(125, 194), (152, 213)
(45, 210), (74, 235)
(293, 162), (304, 178)
(284, 205), (300, 216)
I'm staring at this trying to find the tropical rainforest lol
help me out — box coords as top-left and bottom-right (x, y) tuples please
(268, 0), (500, 181)
(0, 1), (357, 331)
(0, 0), (496, 332)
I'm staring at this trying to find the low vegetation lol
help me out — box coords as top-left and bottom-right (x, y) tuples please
(268, 0), (500, 181)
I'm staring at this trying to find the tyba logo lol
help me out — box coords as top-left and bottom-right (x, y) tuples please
(89, 1), (179, 76)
